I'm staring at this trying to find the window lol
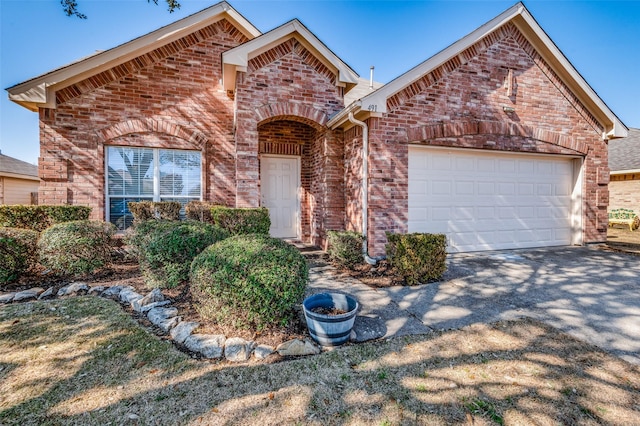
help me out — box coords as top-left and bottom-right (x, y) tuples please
(106, 146), (202, 230)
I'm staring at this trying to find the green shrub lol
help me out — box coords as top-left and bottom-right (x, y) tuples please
(210, 206), (271, 235)
(127, 201), (181, 224)
(326, 230), (364, 269)
(385, 232), (447, 285)
(0, 205), (91, 231)
(190, 234), (308, 330)
(127, 220), (229, 289)
(38, 220), (116, 276)
(185, 201), (217, 223)
(0, 227), (39, 283)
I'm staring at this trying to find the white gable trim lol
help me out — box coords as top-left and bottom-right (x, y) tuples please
(222, 19), (359, 92)
(331, 2), (626, 139)
(7, 1), (261, 111)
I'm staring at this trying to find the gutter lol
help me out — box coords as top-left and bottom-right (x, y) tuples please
(347, 112), (386, 265)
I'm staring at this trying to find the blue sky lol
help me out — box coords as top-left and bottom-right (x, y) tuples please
(1, 0), (639, 164)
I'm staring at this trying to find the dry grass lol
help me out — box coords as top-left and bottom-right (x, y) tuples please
(1, 297), (639, 425)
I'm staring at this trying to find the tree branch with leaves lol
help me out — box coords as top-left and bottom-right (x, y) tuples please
(60, 0), (180, 19)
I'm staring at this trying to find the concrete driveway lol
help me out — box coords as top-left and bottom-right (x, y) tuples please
(308, 246), (640, 365)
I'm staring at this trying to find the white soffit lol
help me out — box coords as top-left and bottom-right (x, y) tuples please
(222, 19), (359, 92)
(7, 1), (261, 111)
(345, 2), (626, 139)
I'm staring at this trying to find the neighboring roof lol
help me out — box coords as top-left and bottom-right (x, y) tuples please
(328, 2), (627, 140)
(7, 1), (261, 111)
(222, 19), (359, 92)
(609, 128), (640, 173)
(0, 153), (39, 181)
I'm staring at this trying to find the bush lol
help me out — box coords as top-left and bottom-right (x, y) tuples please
(210, 206), (270, 235)
(185, 201), (217, 223)
(127, 201), (181, 224)
(38, 220), (116, 276)
(385, 232), (447, 285)
(0, 205), (91, 231)
(190, 234), (308, 330)
(127, 220), (229, 289)
(326, 230), (364, 269)
(0, 227), (39, 283)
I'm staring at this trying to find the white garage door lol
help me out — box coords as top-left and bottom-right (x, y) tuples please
(408, 146), (578, 252)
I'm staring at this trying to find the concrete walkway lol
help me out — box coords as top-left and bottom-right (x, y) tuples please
(307, 246), (640, 365)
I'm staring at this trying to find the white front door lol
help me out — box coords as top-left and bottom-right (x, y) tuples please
(260, 156), (300, 238)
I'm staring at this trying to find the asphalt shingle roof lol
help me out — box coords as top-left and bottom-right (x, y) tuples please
(0, 153), (38, 178)
(609, 128), (640, 172)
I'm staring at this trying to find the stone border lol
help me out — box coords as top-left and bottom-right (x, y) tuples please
(0, 284), (322, 362)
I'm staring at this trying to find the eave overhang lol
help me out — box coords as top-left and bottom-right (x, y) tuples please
(222, 19), (359, 92)
(6, 1), (261, 111)
(330, 2), (627, 139)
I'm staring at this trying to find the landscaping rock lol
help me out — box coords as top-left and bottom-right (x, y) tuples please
(136, 300), (171, 313)
(140, 288), (164, 306)
(253, 344), (275, 360)
(119, 287), (143, 304)
(88, 285), (106, 295)
(224, 337), (253, 362)
(276, 338), (320, 356)
(170, 321), (200, 344)
(184, 334), (226, 359)
(351, 315), (386, 343)
(101, 286), (123, 297)
(38, 287), (55, 300)
(14, 287), (44, 302)
(57, 282), (89, 297)
(0, 293), (16, 304)
(147, 307), (179, 331)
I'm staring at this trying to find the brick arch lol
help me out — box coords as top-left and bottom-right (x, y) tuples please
(255, 102), (329, 131)
(96, 118), (208, 149)
(406, 119), (588, 154)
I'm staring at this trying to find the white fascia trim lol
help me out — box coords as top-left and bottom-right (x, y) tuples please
(0, 172), (40, 181)
(222, 19), (359, 92)
(611, 169), (640, 175)
(7, 1), (261, 111)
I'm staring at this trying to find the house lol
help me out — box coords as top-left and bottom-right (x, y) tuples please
(608, 128), (640, 212)
(0, 152), (39, 205)
(6, 1), (627, 254)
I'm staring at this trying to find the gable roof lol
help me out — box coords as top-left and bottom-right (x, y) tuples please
(7, 1), (261, 111)
(222, 19), (359, 92)
(328, 2), (627, 140)
(609, 128), (640, 173)
(0, 153), (39, 180)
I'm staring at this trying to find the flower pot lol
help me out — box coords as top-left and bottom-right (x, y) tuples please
(303, 292), (358, 347)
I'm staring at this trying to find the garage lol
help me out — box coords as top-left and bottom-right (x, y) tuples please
(408, 146), (582, 252)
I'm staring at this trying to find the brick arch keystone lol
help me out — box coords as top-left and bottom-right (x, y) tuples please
(96, 118), (208, 148)
(255, 102), (329, 131)
(406, 120), (588, 154)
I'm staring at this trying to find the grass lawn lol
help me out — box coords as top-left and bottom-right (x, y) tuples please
(1, 297), (639, 425)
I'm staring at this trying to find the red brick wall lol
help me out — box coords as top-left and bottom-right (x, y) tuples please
(38, 19), (248, 219)
(361, 23), (608, 255)
(609, 175), (640, 211)
(235, 37), (346, 246)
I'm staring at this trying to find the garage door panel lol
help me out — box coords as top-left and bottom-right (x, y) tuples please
(409, 146), (575, 252)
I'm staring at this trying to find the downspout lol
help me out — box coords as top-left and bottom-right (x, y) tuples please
(348, 112), (386, 265)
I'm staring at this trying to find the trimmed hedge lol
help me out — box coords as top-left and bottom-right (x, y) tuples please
(326, 230), (364, 269)
(185, 201), (217, 223)
(210, 206), (270, 235)
(128, 201), (181, 224)
(0, 227), (39, 283)
(385, 232), (447, 285)
(0, 205), (91, 231)
(38, 220), (116, 276)
(190, 234), (308, 330)
(126, 220), (229, 289)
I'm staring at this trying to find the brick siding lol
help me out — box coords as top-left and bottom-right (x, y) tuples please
(609, 175), (640, 211)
